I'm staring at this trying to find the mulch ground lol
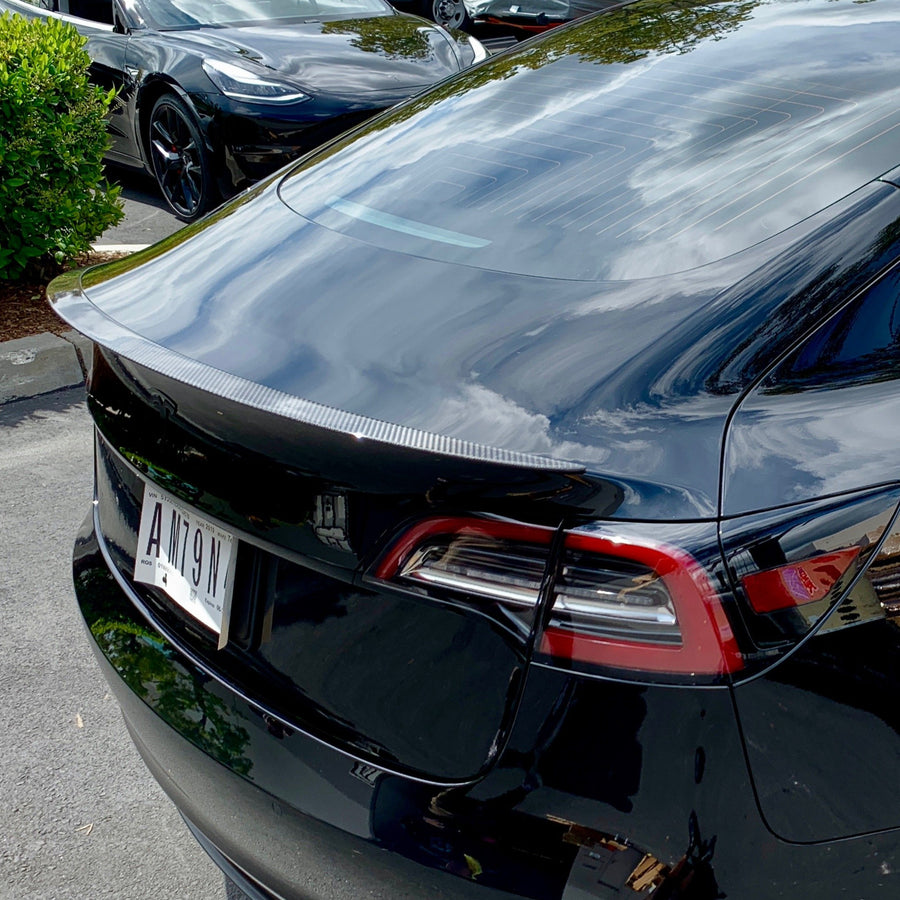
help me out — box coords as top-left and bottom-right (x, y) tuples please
(0, 281), (65, 342)
(0, 252), (129, 342)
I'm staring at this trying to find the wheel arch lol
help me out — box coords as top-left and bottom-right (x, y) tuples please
(136, 77), (214, 171)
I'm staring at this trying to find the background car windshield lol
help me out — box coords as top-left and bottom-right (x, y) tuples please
(145, 0), (387, 28)
(278, 0), (900, 281)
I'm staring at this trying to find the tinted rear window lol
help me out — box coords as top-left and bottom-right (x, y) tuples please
(279, 0), (900, 280)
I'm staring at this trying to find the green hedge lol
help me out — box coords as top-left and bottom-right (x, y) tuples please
(0, 12), (123, 280)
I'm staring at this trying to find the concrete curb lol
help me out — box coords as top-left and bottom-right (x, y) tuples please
(0, 243), (149, 406)
(0, 331), (93, 405)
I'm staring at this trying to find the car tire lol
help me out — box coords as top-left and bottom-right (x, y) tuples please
(423, 0), (470, 30)
(148, 92), (216, 222)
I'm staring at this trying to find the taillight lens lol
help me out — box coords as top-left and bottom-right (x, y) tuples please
(740, 547), (861, 614)
(374, 517), (742, 680)
(398, 539), (547, 606)
(373, 489), (900, 683)
(374, 517), (554, 636)
(542, 530), (742, 676)
(721, 487), (900, 653)
(380, 517), (553, 609)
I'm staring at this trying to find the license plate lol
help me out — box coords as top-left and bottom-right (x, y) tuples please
(134, 482), (236, 646)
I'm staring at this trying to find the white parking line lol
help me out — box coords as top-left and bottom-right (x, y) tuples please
(91, 243), (151, 252)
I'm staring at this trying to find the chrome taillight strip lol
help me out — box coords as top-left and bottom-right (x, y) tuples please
(553, 593), (677, 625)
(401, 568), (540, 607)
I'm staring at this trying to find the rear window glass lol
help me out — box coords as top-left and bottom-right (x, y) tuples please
(279, 0), (900, 281)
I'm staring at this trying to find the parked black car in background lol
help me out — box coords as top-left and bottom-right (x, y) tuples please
(50, 0), (900, 896)
(1, 0), (484, 219)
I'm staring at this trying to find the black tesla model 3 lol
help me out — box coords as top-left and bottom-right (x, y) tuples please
(0, 0), (484, 220)
(49, 0), (900, 896)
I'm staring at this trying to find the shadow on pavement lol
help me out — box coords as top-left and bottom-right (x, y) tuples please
(105, 162), (169, 210)
(101, 163), (184, 245)
(0, 384), (86, 425)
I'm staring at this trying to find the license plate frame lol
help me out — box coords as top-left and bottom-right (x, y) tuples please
(134, 482), (237, 648)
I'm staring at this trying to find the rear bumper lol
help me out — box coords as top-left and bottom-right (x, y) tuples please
(75, 511), (574, 899)
(74, 504), (900, 900)
(117, 676), (509, 900)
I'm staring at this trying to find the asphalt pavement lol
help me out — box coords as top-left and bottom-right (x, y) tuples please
(0, 181), (249, 897)
(0, 389), (247, 899)
(100, 165), (186, 247)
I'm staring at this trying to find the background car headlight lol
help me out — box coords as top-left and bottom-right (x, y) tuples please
(202, 59), (310, 103)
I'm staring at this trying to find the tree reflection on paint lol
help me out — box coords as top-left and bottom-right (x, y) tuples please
(83, 572), (253, 775)
(321, 17), (433, 59)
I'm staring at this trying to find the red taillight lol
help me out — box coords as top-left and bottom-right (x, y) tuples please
(720, 487), (900, 659)
(543, 531), (743, 675)
(373, 491), (900, 682)
(373, 516), (554, 587)
(741, 547), (861, 614)
(374, 517), (743, 678)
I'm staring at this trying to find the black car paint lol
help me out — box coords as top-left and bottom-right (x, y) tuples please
(0, 0), (473, 200)
(725, 255), (900, 512)
(51, 0), (900, 896)
(716, 215), (900, 845)
(89, 415), (530, 782)
(75, 518), (900, 899)
(52, 176), (900, 519)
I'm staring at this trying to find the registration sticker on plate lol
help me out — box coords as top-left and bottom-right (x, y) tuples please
(134, 482), (236, 646)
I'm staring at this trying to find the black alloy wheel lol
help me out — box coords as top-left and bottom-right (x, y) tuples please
(426, 0), (469, 29)
(149, 93), (215, 222)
